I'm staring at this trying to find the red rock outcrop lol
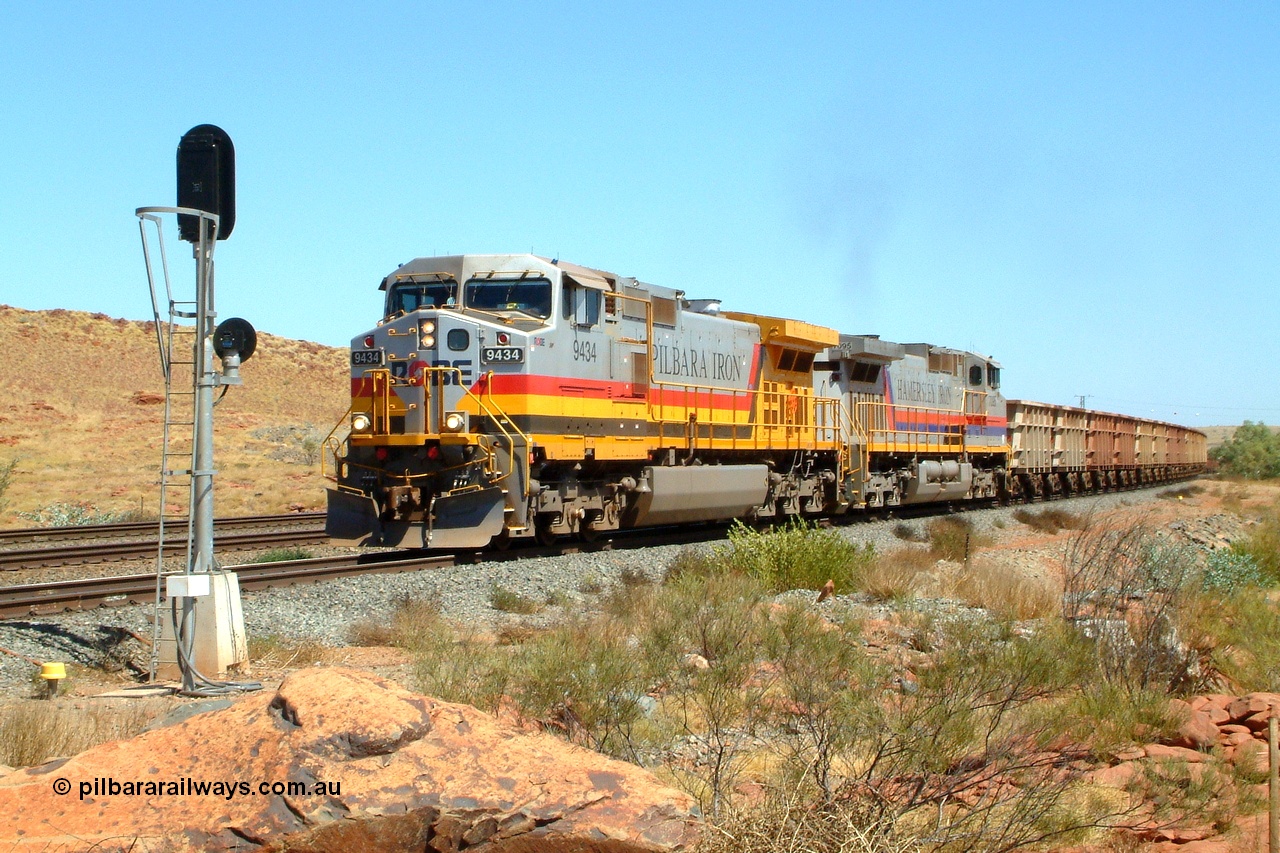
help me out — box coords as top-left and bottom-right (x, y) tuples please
(0, 668), (700, 852)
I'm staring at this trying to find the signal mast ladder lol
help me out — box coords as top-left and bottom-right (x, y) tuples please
(136, 208), (218, 679)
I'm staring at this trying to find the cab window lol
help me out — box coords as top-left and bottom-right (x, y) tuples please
(563, 285), (601, 327)
(465, 277), (553, 320)
(388, 281), (456, 316)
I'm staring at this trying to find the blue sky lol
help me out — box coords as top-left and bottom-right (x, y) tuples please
(1, 2), (1276, 427)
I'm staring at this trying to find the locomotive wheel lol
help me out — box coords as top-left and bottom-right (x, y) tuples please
(489, 528), (513, 551)
(535, 517), (558, 547)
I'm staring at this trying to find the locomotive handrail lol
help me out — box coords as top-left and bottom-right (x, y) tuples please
(646, 377), (845, 454)
(854, 399), (971, 457)
(320, 404), (354, 485)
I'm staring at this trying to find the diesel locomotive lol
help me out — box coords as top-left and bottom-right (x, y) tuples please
(324, 254), (1205, 549)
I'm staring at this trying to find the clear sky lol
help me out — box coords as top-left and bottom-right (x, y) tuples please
(2, 2), (1276, 428)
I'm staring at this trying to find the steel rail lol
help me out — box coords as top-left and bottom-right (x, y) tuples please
(0, 512), (325, 546)
(0, 529), (329, 571)
(0, 552), (455, 619)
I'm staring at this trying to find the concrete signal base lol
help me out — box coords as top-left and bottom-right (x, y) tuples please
(156, 571), (248, 682)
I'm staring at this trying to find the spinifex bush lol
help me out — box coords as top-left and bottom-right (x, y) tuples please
(249, 547), (314, 563)
(18, 500), (138, 527)
(717, 518), (874, 592)
(1012, 507), (1086, 535)
(349, 595), (446, 650)
(925, 516), (990, 562)
(0, 700), (167, 768)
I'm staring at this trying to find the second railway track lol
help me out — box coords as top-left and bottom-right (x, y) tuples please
(0, 515), (328, 571)
(0, 552), (455, 619)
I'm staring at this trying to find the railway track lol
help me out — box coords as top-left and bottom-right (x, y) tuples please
(0, 477), (1202, 621)
(0, 552), (455, 619)
(0, 512), (325, 546)
(0, 515), (328, 571)
(0, 521), (732, 619)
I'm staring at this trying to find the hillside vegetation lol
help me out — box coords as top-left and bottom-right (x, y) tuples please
(1210, 421), (1280, 479)
(0, 305), (348, 526)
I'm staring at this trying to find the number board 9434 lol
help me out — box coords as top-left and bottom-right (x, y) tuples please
(481, 346), (524, 364)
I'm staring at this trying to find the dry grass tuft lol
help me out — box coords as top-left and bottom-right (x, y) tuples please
(925, 516), (991, 561)
(861, 548), (934, 601)
(699, 793), (920, 853)
(0, 699), (171, 768)
(489, 585), (543, 614)
(247, 635), (329, 668)
(944, 557), (1061, 620)
(348, 596), (446, 650)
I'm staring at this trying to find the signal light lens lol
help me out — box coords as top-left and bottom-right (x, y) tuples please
(375, 447), (389, 461)
(363, 335), (375, 348)
(496, 332), (510, 345)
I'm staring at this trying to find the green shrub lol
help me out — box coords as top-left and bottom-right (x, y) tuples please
(489, 584), (542, 614)
(1231, 509), (1280, 585)
(506, 620), (651, 760)
(1210, 421), (1280, 479)
(717, 518), (874, 592)
(1201, 549), (1262, 593)
(249, 547), (313, 563)
(18, 500), (135, 527)
(1191, 589), (1280, 692)
(413, 630), (512, 712)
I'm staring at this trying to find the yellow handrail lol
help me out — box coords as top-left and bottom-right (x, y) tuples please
(320, 403), (354, 485)
(854, 400), (970, 456)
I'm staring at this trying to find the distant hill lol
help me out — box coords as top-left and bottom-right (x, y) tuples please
(0, 305), (348, 526)
(1200, 423), (1280, 450)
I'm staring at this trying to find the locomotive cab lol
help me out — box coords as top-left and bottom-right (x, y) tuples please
(328, 257), (567, 549)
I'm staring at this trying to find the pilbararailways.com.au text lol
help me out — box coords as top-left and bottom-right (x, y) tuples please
(51, 777), (341, 801)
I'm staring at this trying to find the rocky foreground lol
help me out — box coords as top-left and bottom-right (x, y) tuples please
(2, 666), (1280, 851)
(0, 668), (699, 852)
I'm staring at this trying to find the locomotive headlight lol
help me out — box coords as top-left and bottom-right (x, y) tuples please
(351, 413), (372, 433)
(443, 411), (466, 432)
(420, 321), (437, 347)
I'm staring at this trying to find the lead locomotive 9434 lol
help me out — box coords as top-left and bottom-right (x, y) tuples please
(324, 254), (1206, 549)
